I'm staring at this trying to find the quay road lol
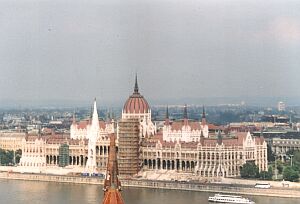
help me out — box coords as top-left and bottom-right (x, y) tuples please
(122, 178), (300, 198)
(0, 172), (299, 198)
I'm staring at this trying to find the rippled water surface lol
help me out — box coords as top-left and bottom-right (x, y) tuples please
(0, 179), (297, 204)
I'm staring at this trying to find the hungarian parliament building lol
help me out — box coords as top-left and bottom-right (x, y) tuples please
(3, 76), (268, 178)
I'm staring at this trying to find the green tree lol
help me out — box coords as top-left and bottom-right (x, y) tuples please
(0, 149), (14, 165)
(15, 149), (22, 164)
(259, 166), (273, 180)
(277, 160), (283, 174)
(240, 162), (259, 179)
(293, 151), (300, 167)
(283, 166), (299, 182)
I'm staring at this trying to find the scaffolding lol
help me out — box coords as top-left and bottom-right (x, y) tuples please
(59, 144), (69, 167)
(118, 118), (140, 176)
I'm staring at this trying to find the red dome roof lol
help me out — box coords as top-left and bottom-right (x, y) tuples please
(123, 93), (150, 114)
(123, 75), (150, 114)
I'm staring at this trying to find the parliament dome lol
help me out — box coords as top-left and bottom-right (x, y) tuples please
(123, 75), (150, 114)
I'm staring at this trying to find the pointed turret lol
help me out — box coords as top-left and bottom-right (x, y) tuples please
(183, 104), (188, 119)
(92, 98), (99, 127)
(134, 73), (139, 94)
(201, 105), (207, 125)
(102, 134), (124, 204)
(165, 105), (170, 125)
(183, 104), (188, 126)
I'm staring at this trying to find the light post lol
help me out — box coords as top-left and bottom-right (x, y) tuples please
(274, 155), (278, 180)
(13, 150), (16, 165)
(290, 155), (294, 167)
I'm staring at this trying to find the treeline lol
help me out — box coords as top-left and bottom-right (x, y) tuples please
(241, 151), (300, 182)
(0, 148), (22, 165)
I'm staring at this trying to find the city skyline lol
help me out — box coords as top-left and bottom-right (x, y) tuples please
(1, 0), (300, 107)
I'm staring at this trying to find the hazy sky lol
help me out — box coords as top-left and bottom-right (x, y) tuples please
(1, 0), (300, 107)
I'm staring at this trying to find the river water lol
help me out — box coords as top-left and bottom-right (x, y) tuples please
(0, 179), (297, 204)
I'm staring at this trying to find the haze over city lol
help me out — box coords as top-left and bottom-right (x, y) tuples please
(1, 0), (300, 107)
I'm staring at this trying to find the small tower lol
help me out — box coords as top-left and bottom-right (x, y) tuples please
(183, 104), (188, 126)
(165, 105), (170, 126)
(102, 134), (125, 204)
(201, 105), (207, 125)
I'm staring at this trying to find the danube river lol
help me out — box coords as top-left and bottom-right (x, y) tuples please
(0, 179), (297, 204)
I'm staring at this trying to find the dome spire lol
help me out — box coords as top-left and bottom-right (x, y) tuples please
(134, 73), (139, 94)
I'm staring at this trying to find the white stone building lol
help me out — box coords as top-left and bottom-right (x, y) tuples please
(163, 105), (209, 142)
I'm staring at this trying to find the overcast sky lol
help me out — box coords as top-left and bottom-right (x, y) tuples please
(0, 0), (300, 107)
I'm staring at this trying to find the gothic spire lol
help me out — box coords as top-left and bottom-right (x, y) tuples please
(91, 98), (100, 129)
(134, 73), (139, 94)
(183, 104), (188, 119)
(166, 105), (169, 119)
(201, 105), (207, 125)
(165, 105), (170, 125)
(202, 105), (206, 118)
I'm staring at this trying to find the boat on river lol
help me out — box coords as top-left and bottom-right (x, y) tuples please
(208, 194), (255, 204)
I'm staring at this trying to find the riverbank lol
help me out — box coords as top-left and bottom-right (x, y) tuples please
(0, 172), (300, 198)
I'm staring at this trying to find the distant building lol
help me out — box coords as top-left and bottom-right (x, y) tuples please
(0, 132), (25, 151)
(19, 135), (46, 167)
(142, 130), (267, 178)
(278, 101), (286, 112)
(271, 138), (300, 161)
(162, 105), (210, 142)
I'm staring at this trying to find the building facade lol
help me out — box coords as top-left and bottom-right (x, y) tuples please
(142, 131), (268, 178)
(8, 76), (268, 179)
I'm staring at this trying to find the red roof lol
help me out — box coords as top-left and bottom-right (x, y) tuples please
(143, 132), (257, 147)
(123, 93), (150, 114)
(75, 120), (107, 129)
(102, 189), (125, 204)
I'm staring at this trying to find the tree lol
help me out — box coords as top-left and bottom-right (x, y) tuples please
(293, 151), (300, 167)
(259, 166), (273, 180)
(0, 149), (14, 165)
(277, 160), (283, 174)
(15, 149), (22, 164)
(283, 166), (299, 182)
(240, 162), (259, 179)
